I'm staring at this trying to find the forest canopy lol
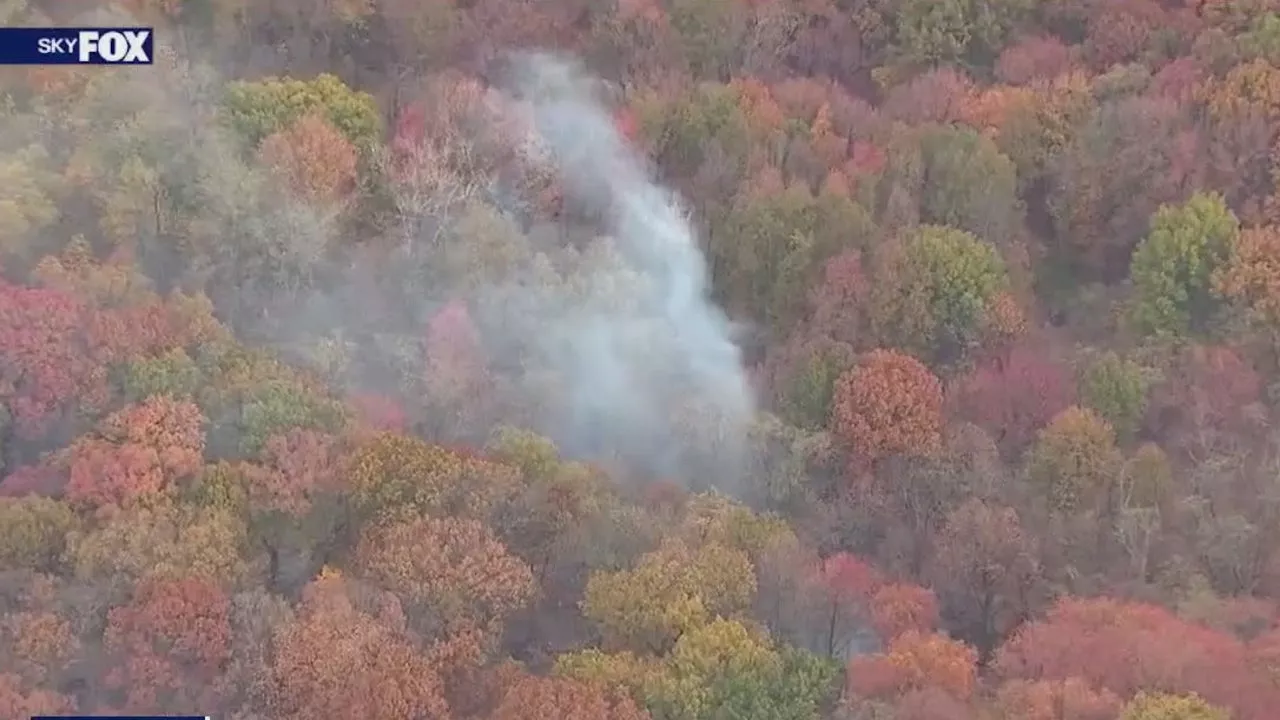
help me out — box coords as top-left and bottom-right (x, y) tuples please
(4, 1), (1280, 719)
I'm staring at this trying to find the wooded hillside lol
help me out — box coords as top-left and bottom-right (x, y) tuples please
(2, 1), (1279, 719)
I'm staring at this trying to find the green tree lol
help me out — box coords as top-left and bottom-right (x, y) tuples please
(642, 619), (839, 720)
(1119, 692), (1229, 720)
(917, 124), (1022, 245)
(555, 648), (659, 694)
(219, 74), (382, 155)
(668, 0), (747, 80)
(0, 144), (59, 260)
(871, 225), (1009, 360)
(1130, 193), (1239, 338)
(717, 186), (875, 329)
(238, 379), (348, 455)
(0, 496), (77, 573)
(775, 339), (857, 431)
(121, 348), (203, 402)
(1078, 352), (1152, 441)
(640, 83), (751, 180)
(893, 0), (1034, 69)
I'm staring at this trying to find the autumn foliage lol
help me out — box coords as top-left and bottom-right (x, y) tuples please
(257, 113), (359, 205)
(6, 1), (1280, 719)
(994, 597), (1271, 719)
(64, 396), (205, 511)
(269, 576), (451, 720)
(102, 576), (232, 712)
(830, 350), (943, 467)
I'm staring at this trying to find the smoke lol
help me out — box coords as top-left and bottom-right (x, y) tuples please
(473, 52), (756, 484)
(5, 10), (757, 488)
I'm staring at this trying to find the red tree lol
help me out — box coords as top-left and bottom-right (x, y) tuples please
(849, 630), (979, 702)
(995, 35), (1076, 85)
(799, 551), (884, 656)
(994, 597), (1271, 718)
(0, 281), (99, 439)
(1146, 345), (1265, 460)
(952, 344), (1075, 454)
(64, 396), (205, 512)
(348, 392), (409, 433)
(423, 300), (493, 437)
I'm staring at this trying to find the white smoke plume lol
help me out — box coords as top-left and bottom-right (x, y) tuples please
(478, 52), (756, 484)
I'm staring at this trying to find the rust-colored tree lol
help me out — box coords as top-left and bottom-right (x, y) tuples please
(992, 678), (1123, 720)
(242, 428), (344, 516)
(257, 112), (359, 206)
(488, 672), (650, 720)
(101, 576), (233, 714)
(354, 515), (536, 643)
(0, 604), (81, 700)
(847, 630), (979, 702)
(0, 672), (74, 718)
(268, 574), (452, 720)
(830, 349), (943, 468)
(1215, 225), (1280, 354)
(868, 582), (940, 641)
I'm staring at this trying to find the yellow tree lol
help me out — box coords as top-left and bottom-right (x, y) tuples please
(1118, 692), (1229, 720)
(583, 539), (756, 654)
(1215, 224), (1280, 357)
(347, 432), (522, 522)
(1026, 407), (1121, 515)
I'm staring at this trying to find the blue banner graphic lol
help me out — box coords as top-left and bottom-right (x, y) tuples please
(0, 28), (154, 65)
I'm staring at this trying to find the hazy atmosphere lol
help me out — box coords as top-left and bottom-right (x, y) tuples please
(3, 1), (1280, 719)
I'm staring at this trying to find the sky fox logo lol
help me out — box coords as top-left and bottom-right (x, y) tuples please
(37, 29), (152, 64)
